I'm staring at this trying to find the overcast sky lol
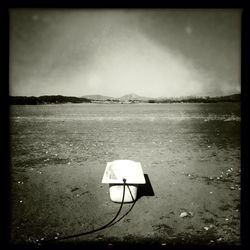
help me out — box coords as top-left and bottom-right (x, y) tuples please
(9, 9), (241, 98)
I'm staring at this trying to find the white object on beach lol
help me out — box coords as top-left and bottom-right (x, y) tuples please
(102, 160), (146, 203)
(179, 212), (188, 218)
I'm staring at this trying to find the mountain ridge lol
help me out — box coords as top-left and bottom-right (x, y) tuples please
(10, 93), (240, 105)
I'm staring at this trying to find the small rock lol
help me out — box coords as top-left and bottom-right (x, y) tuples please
(18, 181), (21, 184)
(162, 242), (166, 246)
(180, 212), (188, 218)
(19, 200), (23, 203)
(230, 186), (235, 190)
(208, 145), (211, 148)
(179, 211), (193, 218)
(217, 237), (222, 241)
(210, 191), (213, 194)
(225, 218), (229, 221)
(204, 226), (209, 231)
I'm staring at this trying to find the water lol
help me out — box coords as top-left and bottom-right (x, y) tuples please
(10, 103), (240, 122)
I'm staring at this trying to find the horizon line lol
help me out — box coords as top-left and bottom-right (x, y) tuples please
(9, 92), (241, 99)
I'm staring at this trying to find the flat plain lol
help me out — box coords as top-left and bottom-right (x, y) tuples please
(10, 103), (240, 246)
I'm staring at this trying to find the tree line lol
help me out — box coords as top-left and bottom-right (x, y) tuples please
(10, 95), (91, 105)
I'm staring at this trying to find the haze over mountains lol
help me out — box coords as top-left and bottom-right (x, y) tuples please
(82, 93), (240, 102)
(82, 93), (151, 101)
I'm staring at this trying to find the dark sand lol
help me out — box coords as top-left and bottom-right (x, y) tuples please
(10, 103), (240, 246)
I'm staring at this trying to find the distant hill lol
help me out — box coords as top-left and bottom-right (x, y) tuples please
(82, 93), (150, 101)
(9, 93), (240, 105)
(10, 95), (91, 105)
(153, 93), (241, 103)
(82, 95), (118, 101)
(119, 93), (151, 102)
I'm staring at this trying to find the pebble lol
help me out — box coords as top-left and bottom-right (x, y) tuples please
(180, 212), (188, 218)
(208, 145), (211, 148)
(210, 191), (213, 194)
(179, 211), (193, 218)
(204, 226), (209, 231)
(230, 186), (235, 190)
(18, 181), (21, 184)
(162, 242), (166, 246)
(217, 237), (222, 241)
(19, 200), (23, 203)
(225, 218), (229, 221)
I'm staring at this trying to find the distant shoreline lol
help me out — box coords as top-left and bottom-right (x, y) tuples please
(9, 94), (240, 105)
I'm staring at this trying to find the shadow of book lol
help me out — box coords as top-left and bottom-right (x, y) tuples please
(137, 174), (155, 200)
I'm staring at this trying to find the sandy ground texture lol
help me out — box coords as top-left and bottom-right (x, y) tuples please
(9, 103), (240, 246)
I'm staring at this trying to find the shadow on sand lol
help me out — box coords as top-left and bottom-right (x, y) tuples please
(137, 174), (155, 200)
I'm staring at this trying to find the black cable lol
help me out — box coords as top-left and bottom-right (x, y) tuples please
(108, 183), (136, 227)
(40, 178), (130, 245)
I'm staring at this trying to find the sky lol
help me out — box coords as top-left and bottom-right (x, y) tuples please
(9, 9), (241, 98)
